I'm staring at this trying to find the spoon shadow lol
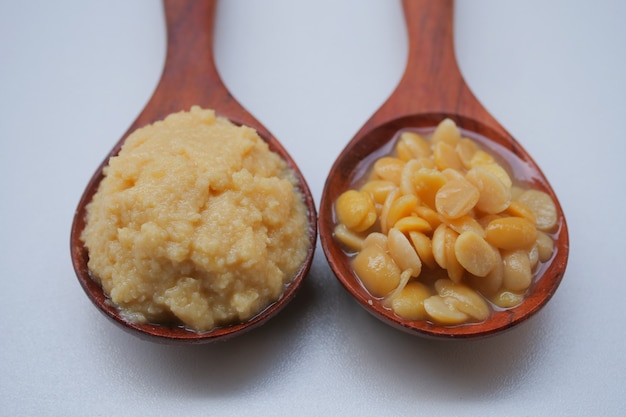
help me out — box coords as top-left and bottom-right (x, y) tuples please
(83, 269), (322, 397)
(340, 295), (557, 400)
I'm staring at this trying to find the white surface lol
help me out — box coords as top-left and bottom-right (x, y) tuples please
(1, 0), (625, 415)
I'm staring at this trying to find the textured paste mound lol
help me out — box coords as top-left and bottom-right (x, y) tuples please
(82, 107), (310, 331)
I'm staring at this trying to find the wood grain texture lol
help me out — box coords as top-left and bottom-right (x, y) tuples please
(70, 0), (317, 344)
(319, 0), (569, 339)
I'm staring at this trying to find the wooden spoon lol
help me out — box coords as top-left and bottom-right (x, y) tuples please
(70, 0), (317, 344)
(319, 0), (569, 339)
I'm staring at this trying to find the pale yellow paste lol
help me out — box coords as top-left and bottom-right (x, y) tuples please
(82, 106), (310, 332)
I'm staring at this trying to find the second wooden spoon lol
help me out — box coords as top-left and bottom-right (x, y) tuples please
(319, 0), (569, 339)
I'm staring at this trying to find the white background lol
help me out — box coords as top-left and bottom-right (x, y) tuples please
(2, 0), (625, 415)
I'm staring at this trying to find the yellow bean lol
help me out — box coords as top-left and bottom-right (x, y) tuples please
(352, 244), (401, 298)
(435, 178), (480, 219)
(386, 194), (419, 229)
(363, 231), (388, 250)
(454, 231), (497, 277)
(441, 167), (465, 181)
(536, 231), (554, 262)
(409, 231), (437, 270)
(334, 224), (364, 251)
(431, 118), (461, 146)
(477, 213), (502, 229)
(394, 215), (432, 234)
(390, 281), (432, 320)
(443, 226), (464, 283)
(435, 279), (490, 321)
(434, 141), (464, 172)
(431, 223), (448, 269)
(414, 205), (442, 230)
(490, 290), (524, 309)
(431, 223), (465, 282)
(388, 228), (422, 277)
(483, 257), (504, 295)
(360, 180), (396, 205)
(480, 162), (513, 188)
(444, 215), (485, 237)
(456, 137), (479, 169)
(379, 188), (399, 234)
(423, 295), (469, 325)
(373, 157), (405, 184)
(414, 156), (436, 170)
(466, 166), (512, 214)
(335, 190), (377, 232)
(502, 250), (532, 292)
(470, 150), (495, 167)
(517, 189), (558, 232)
(505, 200), (537, 224)
(414, 168), (447, 209)
(400, 159), (420, 197)
(528, 244), (539, 269)
(396, 131), (431, 160)
(485, 217), (537, 250)
(467, 247), (503, 296)
(383, 269), (412, 306)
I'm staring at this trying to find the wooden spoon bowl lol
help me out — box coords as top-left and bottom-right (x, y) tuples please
(70, 0), (317, 344)
(319, 0), (569, 339)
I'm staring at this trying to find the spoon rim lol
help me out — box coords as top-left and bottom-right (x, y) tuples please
(319, 112), (569, 339)
(70, 111), (318, 345)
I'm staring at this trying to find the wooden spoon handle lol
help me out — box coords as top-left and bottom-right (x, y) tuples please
(125, 0), (267, 137)
(360, 0), (505, 137)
